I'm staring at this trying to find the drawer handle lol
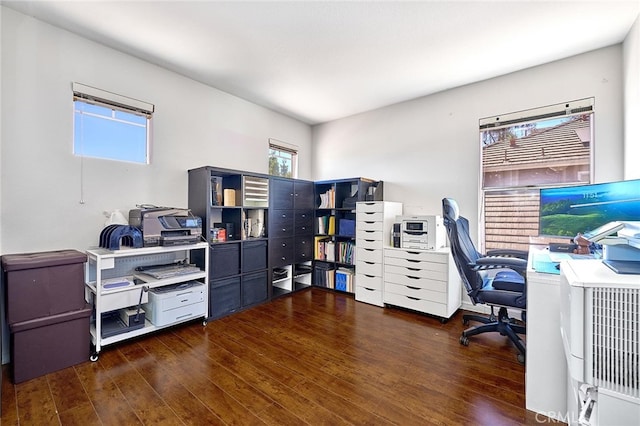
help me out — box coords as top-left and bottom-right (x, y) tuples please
(365, 261), (375, 265)
(407, 251), (421, 255)
(407, 267), (420, 271)
(365, 248), (374, 252)
(364, 274), (375, 278)
(281, 213), (287, 218)
(282, 242), (287, 247)
(406, 286), (420, 290)
(406, 296), (420, 301)
(407, 276), (420, 280)
(365, 239), (375, 243)
(281, 256), (286, 261)
(282, 228), (287, 232)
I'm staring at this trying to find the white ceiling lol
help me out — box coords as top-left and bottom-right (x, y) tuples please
(3, 1), (639, 125)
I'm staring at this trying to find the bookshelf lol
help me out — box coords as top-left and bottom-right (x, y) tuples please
(312, 178), (383, 292)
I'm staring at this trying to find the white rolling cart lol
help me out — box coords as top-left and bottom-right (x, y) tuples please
(85, 242), (209, 361)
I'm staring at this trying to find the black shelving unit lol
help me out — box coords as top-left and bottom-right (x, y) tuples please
(188, 166), (270, 320)
(188, 166), (316, 318)
(312, 178), (383, 292)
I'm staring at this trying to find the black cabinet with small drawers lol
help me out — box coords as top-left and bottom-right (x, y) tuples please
(269, 178), (315, 297)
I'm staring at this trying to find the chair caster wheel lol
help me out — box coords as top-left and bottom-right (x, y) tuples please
(517, 354), (525, 364)
(460, 335), (469, 346)
(462, 318), (469, 326)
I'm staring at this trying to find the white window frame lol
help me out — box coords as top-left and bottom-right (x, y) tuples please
(73, 82), (154, 164)
(268, 138), (298, 178)
(479, 98), (595, 252)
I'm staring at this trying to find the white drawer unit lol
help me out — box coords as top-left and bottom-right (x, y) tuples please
(355, 201), (403, 307)
(383, 247), (461, 321)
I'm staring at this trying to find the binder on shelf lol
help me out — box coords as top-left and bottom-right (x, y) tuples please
(338, 219), (355, 237)
(335, 268), (354, 292)
(325, 241), (336, 262)
(328, 216), (336, 235)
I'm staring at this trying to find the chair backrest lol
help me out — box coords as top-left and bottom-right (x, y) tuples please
(442, 198), (483, 300)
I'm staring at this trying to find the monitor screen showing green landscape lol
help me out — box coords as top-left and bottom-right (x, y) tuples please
(539, 179), (640, 238)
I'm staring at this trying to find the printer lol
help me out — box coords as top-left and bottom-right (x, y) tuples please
(395, 215), (446, 250)
(129, 207), (202, 247)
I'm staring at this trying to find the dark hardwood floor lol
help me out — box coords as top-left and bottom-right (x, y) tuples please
(1, 288), (561, 425)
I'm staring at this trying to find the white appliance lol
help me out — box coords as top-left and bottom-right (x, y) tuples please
(560, 259), (640, 425)
(396, 215), (445, 250)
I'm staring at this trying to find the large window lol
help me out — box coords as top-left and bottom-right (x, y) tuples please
(73, 83), (153, 164)
(268, 139), (298, 178)
(480, 98), (594, 252)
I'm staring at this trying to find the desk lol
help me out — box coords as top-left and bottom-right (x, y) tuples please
(526, 246), (567, 419)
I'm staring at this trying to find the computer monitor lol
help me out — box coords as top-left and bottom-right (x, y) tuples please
(538, 178), (640, 238)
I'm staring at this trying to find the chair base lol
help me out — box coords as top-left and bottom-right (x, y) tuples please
(460, 307), (526, 363)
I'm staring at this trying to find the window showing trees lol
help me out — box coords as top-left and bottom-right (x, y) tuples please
(268, 139), (298, 178)
(480, 99), (594, 252)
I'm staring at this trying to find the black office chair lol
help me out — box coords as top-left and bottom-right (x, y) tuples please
(442, 198), (527, 363)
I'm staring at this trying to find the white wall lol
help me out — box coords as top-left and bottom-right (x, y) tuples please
(623, 14), (640, 179)
(0, 7), (312, 254)
(312, 45), (625, 242)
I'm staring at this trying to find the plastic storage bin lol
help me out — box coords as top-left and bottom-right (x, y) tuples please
(1, 249), (87, 324)
(9, 305), (91, 383)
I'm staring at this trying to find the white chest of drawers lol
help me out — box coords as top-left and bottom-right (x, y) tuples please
(383, 247), (461, 320)
(355, 201), (403, 306)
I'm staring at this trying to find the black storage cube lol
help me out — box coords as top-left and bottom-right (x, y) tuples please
(242, 271), (268, 306)
(210, 276), (241, 318)
(242, 240), (267, 272)
(210, 243), (240, 279)
(1, 249), (87, 324)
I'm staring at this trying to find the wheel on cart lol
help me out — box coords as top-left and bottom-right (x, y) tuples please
(90, 352), (99, 362)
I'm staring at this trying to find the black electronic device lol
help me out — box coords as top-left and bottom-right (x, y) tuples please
(392, 223), (401, 248)
(548, 243), (578, 253)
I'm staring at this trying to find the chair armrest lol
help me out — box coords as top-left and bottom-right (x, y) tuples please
(473, 256), (528, 276)
(485, 249), (529, 260)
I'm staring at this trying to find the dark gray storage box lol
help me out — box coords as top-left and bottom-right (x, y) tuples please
(1, 249), (87, 324)
(242, 240), (267, 272)
(9, 305), (91, 383)
(242, 271), (268, 306)
(210, 243), (240, 278)
(210, 276), (241, 318)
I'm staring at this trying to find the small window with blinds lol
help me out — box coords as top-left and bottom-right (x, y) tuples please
(73, 82), (154, 164)
(479, 98), (594, 252)
(268, 138), (298, 178)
